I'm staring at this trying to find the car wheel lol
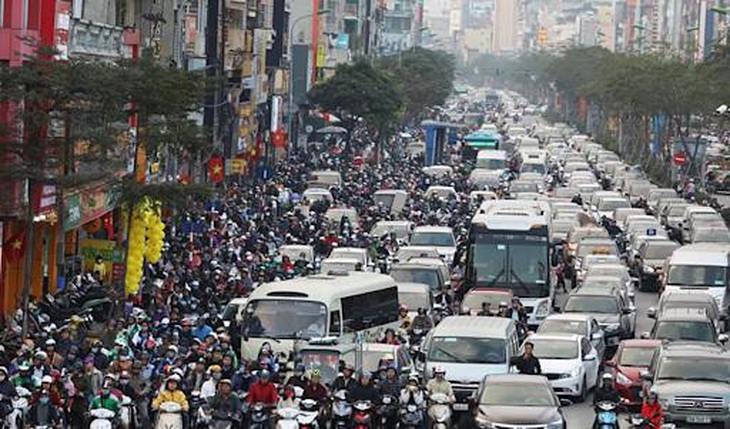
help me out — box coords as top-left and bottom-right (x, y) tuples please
(576, 376), (587, 403)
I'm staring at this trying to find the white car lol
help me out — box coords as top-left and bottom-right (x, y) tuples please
(537, 314), (606, 362)
(329, 247), (372, 268)
(521, 334), (600, 402)
(409, 226), (456, 264)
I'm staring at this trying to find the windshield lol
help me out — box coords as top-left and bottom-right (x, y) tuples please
(618, 346), (657, 367)
(361, 350), (396, 372)
(657, 358), (730, 382)
(521, 163), (546, 174)
(398, 291), (430, 310)
(301, 351), (340, 384)
(654, 321), (715, 342)
(564, 296), (618, 314)
(463, 292), (510, 312)
(477, 158), (506, 170)
(668, 206), (687, 216)
(577, 243), (618, 258)
(330, 250), (364, 262)
(222, 303), (242, 321)
(643, 244), (678, 260)
(411, 232), (455, 247)
(529, 339), (579, 359)
(472, 234), (549, 297)
(245, 299), (327, 340)
(694, 229), (730, 243)
(428, 337), (506, 364)
(538, 319), (586, 336)
(372, 224), (408, 239)
(480, 382), (556, 406)
(599, 200), (631, 211)
(511, 182), (538, 192)
(666, 265), (727, 287)
(373, 194), (395, 209)
(390, 268), (441, 292)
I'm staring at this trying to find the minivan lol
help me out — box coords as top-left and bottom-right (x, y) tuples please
(418, 316), (519, 411)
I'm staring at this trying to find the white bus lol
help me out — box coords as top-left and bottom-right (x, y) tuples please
(240, 272), (400, 360)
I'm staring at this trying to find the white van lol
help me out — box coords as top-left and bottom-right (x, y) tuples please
(476, 150), (508, 171)
(662, 244), (730, 314)
(419, 316), (519, 410)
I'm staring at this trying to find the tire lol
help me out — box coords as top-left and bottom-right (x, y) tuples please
(575, 376), (587, 403)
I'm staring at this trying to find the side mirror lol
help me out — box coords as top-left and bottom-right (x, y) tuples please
(623, 307), (635, 315)
(647, 307), (657, 319)
(640, 332), (651, 339)
(552, 305), (562, 313)
(583, 353), (597, 362)
(719, 334), (729, 344)
(559, 398), (574, 407)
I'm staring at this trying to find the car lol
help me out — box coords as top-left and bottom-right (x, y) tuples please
(562, 288), (635, 354)
(576, 255), (622, 284)
(632, 239), (679, 291)
(460, 288), (514, 316)
(573, 238), (620, 270)
(649, 290), (726, 332)
(220, 297), (249, 329)
(643, 342), (730, 427)
(605, 339), (661, 407)
(522, 334), (600, 402)
(565, 227), (609, 259)
(643, 307), (728, 344)
(425, 185), (458, 201)
(689, 226), (730, 244)
(394, 246), (441, 263)
(370, 220), (415, 244)
(409, 226), (457, 264)
(360, 343), (415, 377)
(389, 260), (450, 295)
(537, 313), (606, 361)
(397, 282), (433, 321)
(319, 257), (362, 273)
(473, 374), (567, 429)
(329, 247), (372, 269)
(422, 165), (453, 178)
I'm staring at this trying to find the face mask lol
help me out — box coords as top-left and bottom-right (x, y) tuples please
(120, 379), (129, 385)
(92, 347), (100, 353)
(0, 374), (5, 382)
(212, 373), (222, 381)
(39, 396), (50, 405)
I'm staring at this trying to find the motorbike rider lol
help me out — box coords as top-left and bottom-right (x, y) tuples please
(286, 364), (309, 390)
(208, 379), (242, 424)
(509, 341), (542, 374)
(89, 379), (121, 417)
(593, 373), (621, 405)
(571, 193), (583, 206)
(0, 366), (19, 429)
(200, 364), (222, 400)
(151, 374), (189, 423)
(425, 367), (455, 403)
(29, 375), (62, 428)
(12, 364), (34, 390)
(348, 371), (381, 403)
(640, 386), (662, 428)
(302, 369), (328, 403)
(379, 366), (402, 397)
(332, 364), (356, 392)
(247, 369), (278, 407)
(399, 375), (426, 425)
(398, 305), (412, 330)
(410, 308), (434, 332)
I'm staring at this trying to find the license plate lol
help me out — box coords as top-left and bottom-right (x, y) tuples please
(453, 403), (469, 411)
(687, 415), (712, 424)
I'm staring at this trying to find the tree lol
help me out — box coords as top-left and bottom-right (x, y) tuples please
(309, 61), (402, 134)
(379, 48), (456, 119)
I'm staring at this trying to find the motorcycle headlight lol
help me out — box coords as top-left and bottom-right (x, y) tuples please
(615, 371), (632, 385)
(643, 265), (655, 274)
(547, 417), (565, 429)
(536, 300), (550, 318)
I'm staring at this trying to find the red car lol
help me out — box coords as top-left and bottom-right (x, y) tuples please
(605, 339), (661, 406)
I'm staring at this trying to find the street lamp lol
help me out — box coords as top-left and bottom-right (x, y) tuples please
(286, 8), (331, 147)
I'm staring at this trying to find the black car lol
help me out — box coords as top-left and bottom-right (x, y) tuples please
(473, 374), (567, 428)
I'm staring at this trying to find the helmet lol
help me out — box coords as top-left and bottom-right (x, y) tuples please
(310, 369), (321, 379)
(0, 367), (8, 376)
(602, 373), (613, 381)
(360, 370), (372, 379)
(208, 364), (222, 373)
(41, 375), (53, 384)
(34, 351), (48, 360)
(433, 366), (446, 375)
(104, 373), (117, 381)
(45, 339), (56, 346)
(167, 374), (181, 383)
(399, 304), (408, 312)
(218, 379), (232, 386)
(407, 375), (419, 385)
(649, 386), (659, 398)
(259, 369), (271, 381)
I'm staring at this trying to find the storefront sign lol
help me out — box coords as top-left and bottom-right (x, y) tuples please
(64, 193), (82, 230)
(63, 183), (119, 231)
(79, 239), (123, 283)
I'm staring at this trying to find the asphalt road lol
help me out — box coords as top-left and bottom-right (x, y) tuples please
(560, 287), (660, 428)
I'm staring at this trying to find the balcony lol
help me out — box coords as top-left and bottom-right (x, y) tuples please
(68, 19), (125, 58)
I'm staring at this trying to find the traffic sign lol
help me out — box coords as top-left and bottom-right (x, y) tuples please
(646, 228), (657, 236)
(673, 152), (686, 165)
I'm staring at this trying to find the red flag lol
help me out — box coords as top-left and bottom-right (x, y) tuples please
(209, 157), (224, 183)
(3, 230), (26, 262)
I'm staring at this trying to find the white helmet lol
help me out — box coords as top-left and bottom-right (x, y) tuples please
(434, 366), (446, 375)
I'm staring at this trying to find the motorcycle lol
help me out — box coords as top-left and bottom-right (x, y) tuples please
(276, 406), (300, 429)
(156, 402), (183, 429)
(297, 398), (320, 429)
(628, 415), (676, 428)
(11, 386), (31, 429)
(399, 401), (424, 429)
(352, 400), (374, 429)
(120, 395), (137, 429)
(331, 390), (352, 428)
(249, 403), (271, 429)
(377, 395), (398, 428)
(594, 401), (619, 429)
(428, 393), (452, 429)
(90, 408), (117, 429)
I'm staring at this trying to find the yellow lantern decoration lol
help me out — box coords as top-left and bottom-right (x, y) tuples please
(125, 201), (150, 295)
(144, 203), (166, 264)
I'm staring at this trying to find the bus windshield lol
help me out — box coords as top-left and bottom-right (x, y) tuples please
(471, 232), (549, 297)
(666, 265), (727, 287)
(245, 299), (327, 340)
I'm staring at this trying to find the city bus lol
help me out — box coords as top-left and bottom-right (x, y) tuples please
(465, 200), (553, 327)
(240, 271), (400, 360)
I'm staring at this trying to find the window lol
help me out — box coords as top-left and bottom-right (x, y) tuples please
(22, 0), (28, 28)
(581, 338), (592, 358)
(341, 287), (399, 332)
(329, 310), (341, 336)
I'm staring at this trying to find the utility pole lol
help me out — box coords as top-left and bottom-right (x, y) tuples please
(204, 0), (220, 154)
(364, 0), (372, 56)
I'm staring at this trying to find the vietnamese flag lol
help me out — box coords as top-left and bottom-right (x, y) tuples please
(3, 230), (26, 262)
(209, 157), (224, 183)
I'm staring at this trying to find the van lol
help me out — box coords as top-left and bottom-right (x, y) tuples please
(662, 244), (730, 312)
(418, 316), (519, 411)
(308, 170), (342, 188)
(476, 150), (508, 171)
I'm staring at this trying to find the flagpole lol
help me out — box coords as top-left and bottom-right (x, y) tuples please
(21, 178), (36, 339)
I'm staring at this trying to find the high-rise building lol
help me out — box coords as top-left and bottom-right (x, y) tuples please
(493, 0), (519, 53)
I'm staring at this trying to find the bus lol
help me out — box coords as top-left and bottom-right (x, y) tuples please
(240, 271), (400, 360)
(465, 200), (552, 327)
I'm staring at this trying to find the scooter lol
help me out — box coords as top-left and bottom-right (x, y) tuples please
(399, 403), (424, 429)
(352, 400), (374, 429)
(120, 395), (137, 429)
(276, 406), (300, 429)
(627, 415), (676, 429)
(331, 390), (352, 428)
(297, 398), (320, 429)
(378, 395), (398, 428)
(249, 403), (271, 429)
(594, 401), (619, 429)
(90, 408), (117, 429)
(428, 393), (452, 429)
(156, 402), (183, 429)
(11, 386), (31, 429)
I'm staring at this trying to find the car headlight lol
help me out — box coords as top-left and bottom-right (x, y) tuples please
(547, 417), (565, 429)
(615, 371), (632, 385)
(659, 397), (670, 411)
(474, 414), (495, 429)
(643, 265), (655, 274)
(536, 300), (550, 318)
